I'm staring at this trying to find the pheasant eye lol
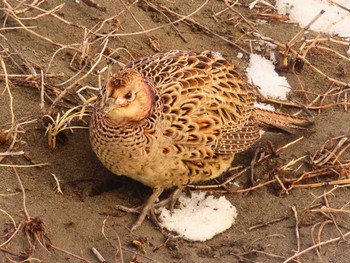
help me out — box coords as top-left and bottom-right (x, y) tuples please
(124, 91), (133, 100)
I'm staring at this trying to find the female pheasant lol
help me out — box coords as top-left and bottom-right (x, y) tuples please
(90, 50), (310, 230)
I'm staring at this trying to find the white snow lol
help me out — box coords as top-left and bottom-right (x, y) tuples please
(254, 102), (275, 111)
(246, 54), (290, 100)
(157, 1), (350, 242)
(158, 192), (237, 242)
(237, 52), (244, 59)
(276, 0), (350, 38)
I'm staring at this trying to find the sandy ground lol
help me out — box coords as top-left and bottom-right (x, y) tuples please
(1, 0), (350, 262)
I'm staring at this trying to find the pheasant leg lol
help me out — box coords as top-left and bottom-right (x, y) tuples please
(116, 188), (183, 231)
(155, 188), (182, 212)
(116, 188), (163, 231)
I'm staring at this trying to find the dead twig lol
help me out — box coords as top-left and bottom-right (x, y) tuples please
(144, 0), (249, 55)
(2, 0), (75, 49)
(0, 55), (15, 128)
(49, 244), (92, 263)
(91, 247), (107, 263)
(252, 32), (350, 88)
(292, 206), (301, 260)
(48, 38), (109, 114)
(50, 173), (63, 195)
(101, 216), (160, 262)
(248, 216), (288, 231)
(224, 0), (256, 31)
(189, 136), (304, 190)
(0, 209), (21, 248)
(283, 230), (350, 263)
(104, 0), (209, 38)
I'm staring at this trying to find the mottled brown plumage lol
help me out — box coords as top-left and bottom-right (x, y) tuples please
(89, 50), (310, 230)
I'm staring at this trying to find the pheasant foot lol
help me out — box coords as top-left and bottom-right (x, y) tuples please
(116, 188), (182, 231)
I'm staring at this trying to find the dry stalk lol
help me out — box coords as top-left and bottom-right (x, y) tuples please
(0, 163), (48, 168)
(45, 105), (91, 149)
(189, 136), (304, 190)
(99, 0), (209, 38)
(13, 3), (64, 20)
(249, 249), (287, 260)
(291, 206), (301, 260)
(2, 0), (73, 49)
(0, 247), (28, 261)
(252, 32), (350, 88)
(101, 216), (160, 262)
(0, 55), (15, 128)
(29, 3), (86, 29)
(0, 73), (63, 79)
(305, 37), (350, 46)
(119, 0), (148, 37)
(50, 173), (63, 195)
(284, 224), (350, 263)
(285, 10), (325, 59)
(0, 120), (37, 165)
(214, 0), (238, 17)
(310, 222), (323, 260)
(315, 45), (350, 62)
(243, 234), (287, 261)
(0, 34), (37, 74)
(7, 0), (43, 15)
(0, 151), (23, 157)
(7, 168), (92, 262)
(144, 3), (187, 43)
(224, 0), (256, 31)
(248, 216), (288, 231)
(298, 185), (350, 262)
(260, 96), (350, 112)
(143, 0), (249, 55)
(311, 135), (350, 167)
(322, 192), (347, 240)
(11, 167), (51, 255)
(309, 207), (350, 214)
(0, 209), (21, 248)
(101, 217), (124, 263)
(48, 38), (109, 114)
(91, 247), (107, 263)
(192, 132), (349, 196)
(49, 244), (92, 263)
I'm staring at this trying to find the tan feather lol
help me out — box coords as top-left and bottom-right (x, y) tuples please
(253, 108), (312, 134)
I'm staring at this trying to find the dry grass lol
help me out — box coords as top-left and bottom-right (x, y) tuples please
(1, 0), (350, 262)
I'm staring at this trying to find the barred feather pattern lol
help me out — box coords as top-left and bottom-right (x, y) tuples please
(90, 50), (308, 189)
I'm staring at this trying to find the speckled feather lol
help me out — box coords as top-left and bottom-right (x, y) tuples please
(90, 50), (309, 189)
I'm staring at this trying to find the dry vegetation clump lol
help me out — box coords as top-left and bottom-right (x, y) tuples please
(1, 0), (350, 262)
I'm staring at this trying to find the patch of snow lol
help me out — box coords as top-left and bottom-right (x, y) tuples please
(276, 0), (350, 38)
(158, 192), (237, 242)
(246, 54), (290, 100)
(254, 102), (275, 111)
(237, 52), (244, 59)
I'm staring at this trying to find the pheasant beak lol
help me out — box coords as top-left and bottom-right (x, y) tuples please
(102, 97), (116, 113)
(102, 96), (129, 114)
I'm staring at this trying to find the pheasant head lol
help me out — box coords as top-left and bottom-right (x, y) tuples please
(100, 68), (155, 124)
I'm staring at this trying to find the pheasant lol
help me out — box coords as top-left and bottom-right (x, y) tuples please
(89, 50), (311, 231)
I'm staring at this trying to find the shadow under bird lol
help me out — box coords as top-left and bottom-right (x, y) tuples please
(89, 50), (312, 231)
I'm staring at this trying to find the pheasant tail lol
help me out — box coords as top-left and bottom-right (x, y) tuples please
(253, 108), (312, 134)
